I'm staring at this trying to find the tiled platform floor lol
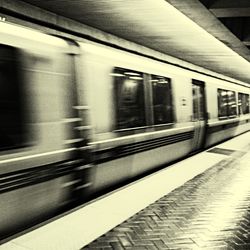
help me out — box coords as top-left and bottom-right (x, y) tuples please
(84, 145), (250, 249)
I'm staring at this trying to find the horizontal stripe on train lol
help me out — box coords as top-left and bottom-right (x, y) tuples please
(207, 120), (241, 134)
(94, 131), (194, 164)
(0, 159), (87, 194)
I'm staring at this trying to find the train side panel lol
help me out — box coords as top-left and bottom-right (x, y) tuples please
(78, 43), (196, 193)
(0, 23), (78, 237)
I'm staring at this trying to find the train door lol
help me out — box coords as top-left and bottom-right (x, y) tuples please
(191, 79), (207, 152)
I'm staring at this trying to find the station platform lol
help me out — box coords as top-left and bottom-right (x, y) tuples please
(1, 132), (250, 250)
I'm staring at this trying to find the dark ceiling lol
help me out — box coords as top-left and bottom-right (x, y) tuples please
(21, 0), (250, 52)
(200, 0), (250, 49)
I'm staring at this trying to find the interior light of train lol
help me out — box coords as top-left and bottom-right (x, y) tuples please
(124, 79), (137, 88)
(0, 17), (6, 21)
(158, 80), (168, 84)
(124, 72), (140, 76)
(128, 76), (143, 80)
(110, 73), (124, 77)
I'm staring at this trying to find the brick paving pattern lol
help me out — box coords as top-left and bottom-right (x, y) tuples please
(83, 147), (250, 250)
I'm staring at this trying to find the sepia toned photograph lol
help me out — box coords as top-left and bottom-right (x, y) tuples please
(0, 0), (250, 249)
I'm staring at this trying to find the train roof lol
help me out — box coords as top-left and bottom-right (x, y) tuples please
(0, 21), (68, 49)
(79, 42), (250, 88)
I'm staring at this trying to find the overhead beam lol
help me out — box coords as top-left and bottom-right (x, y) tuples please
(210, 8), (250, 18)
(243, 41), (250, 46)
(209, 0), (250, 8)
(242, 19), (250, 45)
(209, 0), (250, 18)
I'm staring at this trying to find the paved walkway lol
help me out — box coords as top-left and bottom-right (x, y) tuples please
(84, 144), (250, 249)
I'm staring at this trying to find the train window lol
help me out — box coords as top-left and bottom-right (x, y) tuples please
(217, 89), (237, 119)
(227, 91), (237, 117)
(192, 80), (206, 121)
(112, 67), (146, 130)
(0, 45), (25, 151)
(238, 93), (249, 115)
(151, 75), (173, 125)
(217, 89), (228, 118)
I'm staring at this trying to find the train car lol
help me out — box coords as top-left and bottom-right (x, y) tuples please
(0, 21), (249, 239)
(0, 22), (88, 238)
(77, 42), (250, 194)
(205, 79), (250, 146)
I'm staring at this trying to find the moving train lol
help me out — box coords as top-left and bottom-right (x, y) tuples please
(0, 21), (249, 238)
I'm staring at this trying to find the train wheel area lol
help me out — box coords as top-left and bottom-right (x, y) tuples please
(1, 131), (250, 250)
